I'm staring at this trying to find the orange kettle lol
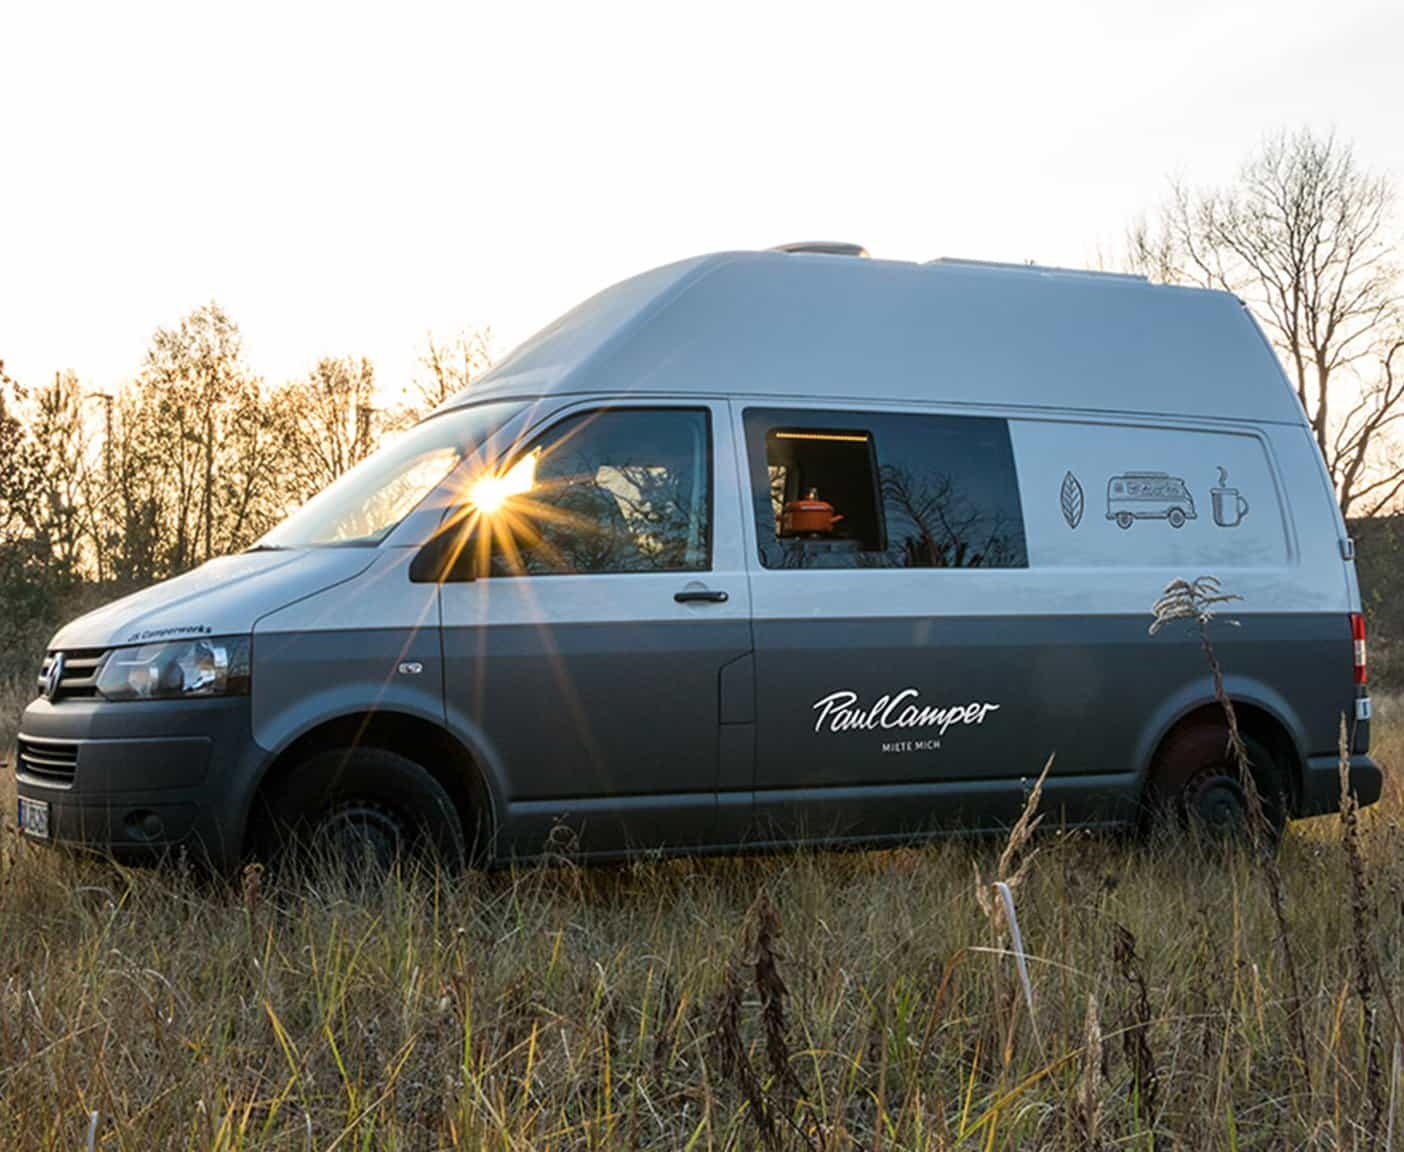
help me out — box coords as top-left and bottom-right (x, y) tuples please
(781, 488), (844, 536)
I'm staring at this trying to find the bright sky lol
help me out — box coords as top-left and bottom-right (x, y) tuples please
(2, 1), (1401, 401)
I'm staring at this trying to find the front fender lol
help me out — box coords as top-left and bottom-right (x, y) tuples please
(246, 627), (511, 847)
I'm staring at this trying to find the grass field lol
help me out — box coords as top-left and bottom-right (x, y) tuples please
(1, 692), (1402, 1150)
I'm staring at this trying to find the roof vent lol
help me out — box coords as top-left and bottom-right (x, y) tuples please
(771, 241), (870, 258)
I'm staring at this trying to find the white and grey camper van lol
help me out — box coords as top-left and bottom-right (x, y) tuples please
(14, 245), (1381, 868)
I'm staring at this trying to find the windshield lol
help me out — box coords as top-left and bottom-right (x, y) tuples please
(256, 401), (527, 548)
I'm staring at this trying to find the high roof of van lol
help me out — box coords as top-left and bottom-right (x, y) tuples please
(444, 250), (1304, 426)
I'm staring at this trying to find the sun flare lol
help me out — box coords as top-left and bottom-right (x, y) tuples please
(469, 450), (539, 513)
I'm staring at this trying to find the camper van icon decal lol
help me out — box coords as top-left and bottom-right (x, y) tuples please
(1105, 471), (1196, 529)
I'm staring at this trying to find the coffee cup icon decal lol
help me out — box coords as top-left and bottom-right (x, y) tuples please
(1211, 466), (1249, 527)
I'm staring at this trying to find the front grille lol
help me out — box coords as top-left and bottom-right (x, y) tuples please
(36, 649), (108, 701)
(16, 738), (78, 785)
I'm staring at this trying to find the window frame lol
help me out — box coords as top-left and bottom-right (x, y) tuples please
(742, 404), (1029, 572)
(476, 404), (716, 580)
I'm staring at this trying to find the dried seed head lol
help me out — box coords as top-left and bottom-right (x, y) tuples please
(1149, 576), (1240, 635)
(1072, 992), (1104, 1146)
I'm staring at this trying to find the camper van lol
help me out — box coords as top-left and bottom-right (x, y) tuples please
(14, 245), (1380, 868)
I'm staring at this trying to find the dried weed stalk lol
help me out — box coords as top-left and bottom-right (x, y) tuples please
(748, 889), (803, 1111)
(1150, 576), (1311, 1084)
(241, 860), (263, 941)
(975, 754), (1054, 934)
(1112, 923), (1159, 1130)
(1339, 715), (1384, 1137)
(712, 889), (818, 1152)
(975, 754), (1053, 1059)
(1070, 991), (1104, 1149)
(713, 948), (779, 1151)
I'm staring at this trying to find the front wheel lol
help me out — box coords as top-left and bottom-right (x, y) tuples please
(251, 747), (467, 874)
(1168, 508), (1187, 528)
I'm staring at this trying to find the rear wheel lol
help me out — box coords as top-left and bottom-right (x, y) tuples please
(251, 747), (467, 874)
(1182, 770), (1250, 837)
(1147, 723), (1289, 844)
(1116, 512), (1134, 529)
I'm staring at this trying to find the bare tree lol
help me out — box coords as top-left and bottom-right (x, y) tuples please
(408, 326), (494, 416)
(131, 303), (287, 572)
(0, 361), (29, 547)
(9, 371), (96, 582)
(1130, 129), (1402, 516)
(106, 387), (167, 584)
(275, 356), (380, 501)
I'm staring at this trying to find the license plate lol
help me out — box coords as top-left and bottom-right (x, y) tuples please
(17, 797), (50, 840)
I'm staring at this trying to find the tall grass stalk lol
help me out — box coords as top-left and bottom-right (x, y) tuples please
(1151, 576), (1312, 1090)
(1340, 714), (1385, 1140)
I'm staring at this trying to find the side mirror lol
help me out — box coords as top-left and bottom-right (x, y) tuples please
(409, 519), (480, 583)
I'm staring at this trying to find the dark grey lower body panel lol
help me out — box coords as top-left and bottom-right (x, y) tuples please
(15, 606), (1379, 871)
(505, 790), (718, 857)
(15, 696), (259, 869)
(1300, 753), (1382, 817)
(496, 771), (1145, 860)
(746, 610), (1365, 838)
(749, 770), (1143, 840)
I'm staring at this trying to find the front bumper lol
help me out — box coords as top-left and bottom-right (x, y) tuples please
(14, 694), (262, 870)
(1298, 752), (1383, 818)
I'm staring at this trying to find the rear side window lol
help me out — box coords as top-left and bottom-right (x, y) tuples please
(486, 408), (711, 576)
(743, 408), (1027, 569)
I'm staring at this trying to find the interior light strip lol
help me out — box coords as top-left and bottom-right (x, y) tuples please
(773, 431), (871, 443)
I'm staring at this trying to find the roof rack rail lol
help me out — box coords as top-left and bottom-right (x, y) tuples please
(771, 241), (870, 258)
(927, 256), (1146, 282)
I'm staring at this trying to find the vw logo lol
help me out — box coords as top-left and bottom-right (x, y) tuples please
(43, 652), (65, 701)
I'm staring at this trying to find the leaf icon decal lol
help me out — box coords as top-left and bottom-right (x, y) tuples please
(1060, 471), (1084, 529)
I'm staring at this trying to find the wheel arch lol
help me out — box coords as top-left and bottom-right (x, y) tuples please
(242, 710), (499, 861)
(1136, 681), (1305, 813)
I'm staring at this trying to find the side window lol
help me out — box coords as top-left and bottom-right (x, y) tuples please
(486, 408), (711, 576)
(743, 408), (1027, 569)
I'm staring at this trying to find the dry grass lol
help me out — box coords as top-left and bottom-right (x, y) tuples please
(1, 708), (1403, 1149)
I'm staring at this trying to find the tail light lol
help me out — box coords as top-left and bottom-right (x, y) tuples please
(1350, 612), (1367, 685)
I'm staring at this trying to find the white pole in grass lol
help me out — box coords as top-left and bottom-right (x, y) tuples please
(994, 879), (1040, 1048)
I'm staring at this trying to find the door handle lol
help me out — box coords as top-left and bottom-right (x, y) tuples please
(675, 588), (729, 604)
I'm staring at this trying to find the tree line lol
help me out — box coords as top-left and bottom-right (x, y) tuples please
(0, 317), (492, 588)
(0, 315), (492, 670)
(0, 127), (1400, 636)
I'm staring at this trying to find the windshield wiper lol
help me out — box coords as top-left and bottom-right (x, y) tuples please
(243, 544), (289, 553)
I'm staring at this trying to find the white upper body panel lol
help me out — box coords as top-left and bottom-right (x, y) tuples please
(48, 248), (1348, 654)
(447, 250), (1305, 427)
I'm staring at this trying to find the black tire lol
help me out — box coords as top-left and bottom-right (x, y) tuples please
(1146, 723), (1289, 844)
(251, 747), (467, 873)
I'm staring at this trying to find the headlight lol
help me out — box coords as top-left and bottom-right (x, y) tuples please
(96, 636), (251, 701)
